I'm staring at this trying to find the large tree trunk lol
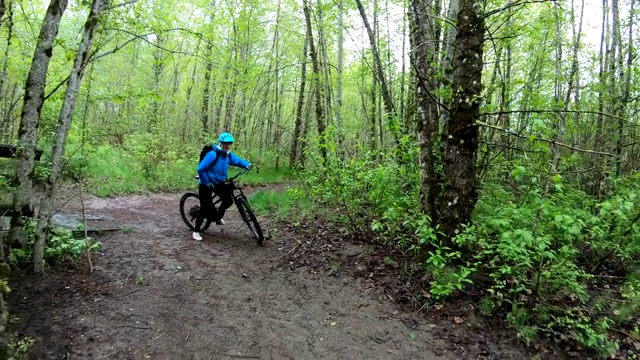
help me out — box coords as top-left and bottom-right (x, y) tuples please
(33, 0), (108, 274)
(409, 0), (438, 221)
(9, 0), (68, 248)
(438, 0), (484, 239)
(302, 0), (326, 160)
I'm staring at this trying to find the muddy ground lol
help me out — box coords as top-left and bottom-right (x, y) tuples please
(8, 185), (537, 360)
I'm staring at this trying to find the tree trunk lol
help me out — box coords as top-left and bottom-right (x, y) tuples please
(409, 0), (438, 221)
(300, 86), (315, 167)
(81, 65), (94, 158)
(371, 73), (378, 151)
(150, 34), (164, 131)
(593, 0), (608, 196)
(201, 43), (213, 140)
(9, 0), (68, 248)
(302, 0), (326, 160)
(545, 2), (566, 196)
(613, 0), (632, 176)
(438, 0), (484, 239)
(33, 0), (108, 274)
(182, 47), (200, 142)
(290, 37), (308, 167)
(0, 0), (13, 142)
(336, 0), (344, 156)
(200, 5), (216, 140)
(400, 0), (407, 121)
(316, 0), (333, 123)
(355, 0), (399, 143)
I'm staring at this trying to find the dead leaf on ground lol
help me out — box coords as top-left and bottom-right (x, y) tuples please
(453, 317), (464, 324)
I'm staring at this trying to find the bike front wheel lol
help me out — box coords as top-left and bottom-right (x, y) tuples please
(180, 192), (212, 232)
(235, 195), (264, 246)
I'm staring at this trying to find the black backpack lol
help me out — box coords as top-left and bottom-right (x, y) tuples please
(199, 144), (220, 167)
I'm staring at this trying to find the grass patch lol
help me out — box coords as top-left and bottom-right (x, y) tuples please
(249, 188), (313, 221)
(75, 145), (295, 197)
(240, 167), (295, 185)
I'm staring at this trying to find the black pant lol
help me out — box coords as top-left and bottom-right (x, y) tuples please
(195, 183), (234, 231)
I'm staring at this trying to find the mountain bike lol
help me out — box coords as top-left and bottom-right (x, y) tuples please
(179, 169), (264, 246)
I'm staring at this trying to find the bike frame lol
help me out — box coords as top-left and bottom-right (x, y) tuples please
(195, 168), (249, 213)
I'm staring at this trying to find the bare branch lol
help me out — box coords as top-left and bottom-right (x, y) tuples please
(106, 0), (139, 10)
(484, 0), (557, 18)
(90, 34), (149, 61)
(476, 120), (614, 156)
(44, 75), (70, 101)
(481, 109), (640, 126)
(410, 61), (452, 114)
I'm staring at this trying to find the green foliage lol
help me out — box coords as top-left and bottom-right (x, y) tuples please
(8, 219), (102, 267)
(300, 148), (640, 357)
(249, 188), (313, 221)
(301, 145), (421, 239)
(68, 141), (294, 197)
(450, 169), (640, 357)
(6, 335), (35, 360)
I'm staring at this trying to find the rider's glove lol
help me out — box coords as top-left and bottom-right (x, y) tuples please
(245, 163), (252, 170)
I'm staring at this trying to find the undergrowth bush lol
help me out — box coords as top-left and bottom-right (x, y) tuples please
(8, 219), (102, 268)
(299, 146), (640, 358)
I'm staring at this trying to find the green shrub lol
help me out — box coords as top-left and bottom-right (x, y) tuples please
(8, 219), (102, 267)
(299, 146), (640, 357)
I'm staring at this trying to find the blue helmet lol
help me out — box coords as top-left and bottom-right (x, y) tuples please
(218, 132), (235, 143)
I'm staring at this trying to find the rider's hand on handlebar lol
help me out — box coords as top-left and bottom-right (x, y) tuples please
(245, 163), (252, 171)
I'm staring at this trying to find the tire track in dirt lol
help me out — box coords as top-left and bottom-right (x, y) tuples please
(10, 187), (457, 360)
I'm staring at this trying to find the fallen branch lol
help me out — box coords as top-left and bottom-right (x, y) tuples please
(476, 121), (614, 156)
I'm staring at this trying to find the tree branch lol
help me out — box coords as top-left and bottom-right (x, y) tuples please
(106, 0), (139, 11)
(43, 75), (70, 102)
(102, 28), (206, 60)
(484, 0), (557, 18)
(410, 60), (452, 114)
(90, 34), (147, 61)
(481, 109), (639, 126)
(476, 120), (614, 156)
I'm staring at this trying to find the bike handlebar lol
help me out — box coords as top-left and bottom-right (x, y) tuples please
(193, 168), (250, 183)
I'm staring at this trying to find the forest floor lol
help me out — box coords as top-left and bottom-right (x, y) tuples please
(8, 184), (543, 360)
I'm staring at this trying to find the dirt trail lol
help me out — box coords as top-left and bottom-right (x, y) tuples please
(9, 187), (465, 360)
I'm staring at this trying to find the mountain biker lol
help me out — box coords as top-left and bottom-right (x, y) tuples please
(193, 132), (252, 241)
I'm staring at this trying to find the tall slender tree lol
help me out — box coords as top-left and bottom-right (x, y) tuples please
(9, 0), (69, 247)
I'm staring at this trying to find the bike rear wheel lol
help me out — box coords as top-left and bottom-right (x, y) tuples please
(235, 196), (264, 246)
(180, 192), (212, 232)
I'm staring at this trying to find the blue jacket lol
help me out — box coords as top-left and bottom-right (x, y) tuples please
(197, 145), (251, 186)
